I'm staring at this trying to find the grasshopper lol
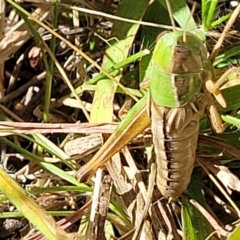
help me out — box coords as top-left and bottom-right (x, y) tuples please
(142, 30), (227, 200)
(131, 27), (231, 240)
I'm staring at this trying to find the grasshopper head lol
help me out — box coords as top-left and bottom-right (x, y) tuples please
(153, 31), (208, 75)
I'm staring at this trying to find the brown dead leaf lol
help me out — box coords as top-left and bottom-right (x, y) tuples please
(64, 134), (102, 156)
(203, 160), (240, 193)
(0, 30), (29, 63)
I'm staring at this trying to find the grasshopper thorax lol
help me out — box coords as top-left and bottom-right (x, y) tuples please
(149, 31), (209, 108)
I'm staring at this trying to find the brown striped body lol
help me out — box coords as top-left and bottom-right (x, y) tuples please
(150, 99), (200, 200)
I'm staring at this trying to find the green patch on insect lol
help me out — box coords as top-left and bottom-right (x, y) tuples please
(145, 31), (208, 108)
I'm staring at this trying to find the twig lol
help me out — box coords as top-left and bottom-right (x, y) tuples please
(211, 3), (240, 60)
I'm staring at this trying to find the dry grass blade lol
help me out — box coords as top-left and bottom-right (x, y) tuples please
(64, 134), (102, 156)
(75, 97), (150, 182)
(24, 200), (92, 240)
(204, 161), (240, 193)
(198, 134), (240, 159)
(189, 198), (230, 238)
(0, 6), (51, 64)
(132, 162), (156, 240)
(197, 158), (240, 218)
(157, 200), (180, 240)
(95, 174), (113, 240)
(79, 1), (151, 238)
(211, 3), (240, 60)
(0, 30), (28, 63)
(0, 121), (118, 134)
(0, 0), (6, 98)
(0, 168), (87, 240)
(88, 168), (103, 239)
(64, 4), (181, 31)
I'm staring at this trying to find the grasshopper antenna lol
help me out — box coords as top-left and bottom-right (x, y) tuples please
(183, 1), (197, 42)
(165, 0), (176, 31)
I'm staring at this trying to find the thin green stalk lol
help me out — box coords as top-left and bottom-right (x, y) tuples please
(201, 0), (207, 30)
(43, 2), (59, 122)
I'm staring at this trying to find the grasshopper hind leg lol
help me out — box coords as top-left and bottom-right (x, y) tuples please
(206, 98), (227, 134)
(205, 67), (239, 109)
(196, 93), (226, 134)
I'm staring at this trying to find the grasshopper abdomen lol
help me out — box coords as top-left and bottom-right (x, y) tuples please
(150, 100), (199, 200)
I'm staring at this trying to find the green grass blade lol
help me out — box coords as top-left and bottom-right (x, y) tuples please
(157, 0), (197, 31)
(0, 169), (79, 240)
(109, 200), (131, 223)
(201, 0), (208, 29)
(211, 13), (231, 28)
(220, 85), (240, 112)
(0, 137), (83, 187)
(182, 197), (198, 240)
(0, 116), (71, 161)
(29, 186), (91, 195)
(184, 171), (213, 240)
(32, 133), (68, 159)
(213, 46), (240, 66)
(90, 0), (150, 123)
(202, 0), (230, 31)
(227, 224), (240, 240)
(76, 95), (150, 179)
(205, 0), (217, 30)
(43, 1), (59, 122)
(221, 115), (240, 127)
(86, 49), (150, 85)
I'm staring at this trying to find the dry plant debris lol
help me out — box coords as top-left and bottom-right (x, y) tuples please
(0, 1), (240, 240)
